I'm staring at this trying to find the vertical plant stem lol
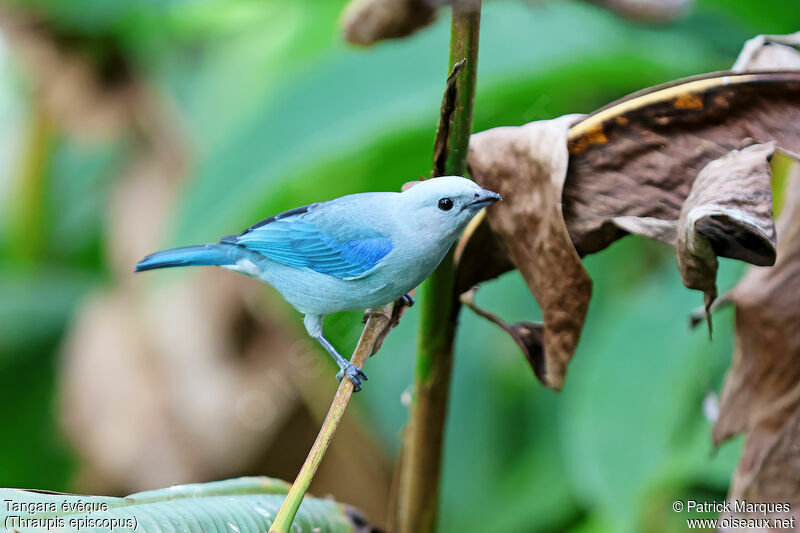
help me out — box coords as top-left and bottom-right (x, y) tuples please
(270, 305), (394, 533)
(443, 4), (479, 179)
(393, 3), (481, 532)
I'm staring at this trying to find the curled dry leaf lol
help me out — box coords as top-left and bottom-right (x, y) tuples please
(341, 0), (447, 47)
(714, 163), (800, 526)
(458, 38), (800, 390)
(563, 70), (800, 256)
(675, 143), (777, 320)
(460, 72), (800, 288)
(733, 31), (800, 72)
(610, 215), (676, 244)
(467, 114), (590, 390)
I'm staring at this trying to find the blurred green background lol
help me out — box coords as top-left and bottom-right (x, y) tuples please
(1, 1), (799, 531)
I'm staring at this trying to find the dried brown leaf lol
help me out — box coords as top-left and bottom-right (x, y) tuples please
(718, 400), (800, 530)
(739, 401), (800, 503)
(466, 114), (590, 390)
(713, 162), (800, 513)
(676, 143), (777, 319)
(457, 37), (800, 392)
(610, 216), (677, 244)
(341, 0), (444, 47)
(733, 32), (800, 72)
(714, 163), (800, 444)
(563, 71), (800, 256)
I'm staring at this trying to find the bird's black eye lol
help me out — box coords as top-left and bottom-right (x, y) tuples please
(438, 197), (454, 211)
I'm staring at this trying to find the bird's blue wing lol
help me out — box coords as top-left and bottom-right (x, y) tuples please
(228, 204), (393, 280)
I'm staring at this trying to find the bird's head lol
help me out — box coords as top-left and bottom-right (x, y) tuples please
(399, 176), (501, 241)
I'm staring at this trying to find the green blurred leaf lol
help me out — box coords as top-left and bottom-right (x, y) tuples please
(0, 477), (357, 533)
(0, 268), (95, 360)
(559, 238), (744, 532)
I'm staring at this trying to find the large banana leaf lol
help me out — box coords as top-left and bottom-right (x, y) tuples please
(0, 477), (358, 532)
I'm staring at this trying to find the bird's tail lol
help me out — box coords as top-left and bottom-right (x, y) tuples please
(135, 243), (237, 272)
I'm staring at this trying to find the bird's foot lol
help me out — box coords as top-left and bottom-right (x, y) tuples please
(400, 293), (415, 307)
(336, 362), (369, 392)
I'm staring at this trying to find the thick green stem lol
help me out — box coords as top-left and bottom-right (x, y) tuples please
(443, 4), (479, 179)
(393, 3), (481, 532)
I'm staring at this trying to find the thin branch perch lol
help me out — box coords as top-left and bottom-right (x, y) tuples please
(270, 303), (397, 533)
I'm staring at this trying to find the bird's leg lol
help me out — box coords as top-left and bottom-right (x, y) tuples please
(400, 293), (415, 307)
(304, 314), (368, 391)
(313, 335), (368, 392)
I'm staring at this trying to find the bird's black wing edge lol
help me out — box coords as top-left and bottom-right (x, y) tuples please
(219, 203), (320, 244)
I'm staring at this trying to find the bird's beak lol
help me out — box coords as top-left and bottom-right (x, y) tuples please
(467, 189), (502, 209)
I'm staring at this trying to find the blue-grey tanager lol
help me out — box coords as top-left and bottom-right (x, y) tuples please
(135, 176), (501, 391)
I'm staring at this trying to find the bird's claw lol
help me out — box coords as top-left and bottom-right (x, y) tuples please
(400, 293), (415, 307)
(336, 362), (368, 392)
